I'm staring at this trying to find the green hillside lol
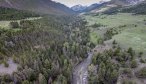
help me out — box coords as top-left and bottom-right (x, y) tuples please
(0, 0), (75, 15)
(84, 12), (146, 84)
(0, 7), (39, 20)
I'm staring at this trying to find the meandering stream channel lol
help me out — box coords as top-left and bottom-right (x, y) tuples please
(72, 52), (93, 84)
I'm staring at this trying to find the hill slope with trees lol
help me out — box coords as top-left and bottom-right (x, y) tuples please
(0, 0), (75, 15)
(0, 7), (39, 20)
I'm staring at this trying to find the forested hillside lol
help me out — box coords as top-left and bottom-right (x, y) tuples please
(1, 0), (146, 84)
(0, 0), (75, 15)
(0, 7), (39, 20)
(0, 14), (93, 83)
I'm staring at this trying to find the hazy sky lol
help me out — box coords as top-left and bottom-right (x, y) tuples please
(52, 0), (110, 7)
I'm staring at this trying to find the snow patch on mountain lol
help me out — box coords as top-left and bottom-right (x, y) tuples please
(128, 0), (145, 5)
(71, 5), (87, 12)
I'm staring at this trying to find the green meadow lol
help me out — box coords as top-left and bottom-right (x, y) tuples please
(0, 17), (41, 28)
(84, 13), (146, 54)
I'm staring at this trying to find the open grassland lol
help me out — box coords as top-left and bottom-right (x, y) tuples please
(84, 13), (146, 54)
(85, 13), (146, 28)
(113, 27), (146, 53)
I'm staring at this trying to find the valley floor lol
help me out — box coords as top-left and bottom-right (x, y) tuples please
(84, 13), (146, 55)
(81, 13), (146, 84)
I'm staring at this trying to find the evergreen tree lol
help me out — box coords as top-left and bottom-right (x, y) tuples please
(38, 73), (47, 84)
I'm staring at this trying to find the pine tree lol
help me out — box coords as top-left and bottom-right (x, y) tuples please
(38, 73), (47, 84)
(22, 80), (30, 84)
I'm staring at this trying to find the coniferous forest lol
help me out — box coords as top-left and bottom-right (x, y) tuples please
(0, 14), (92, 83)
(1, 0), (146, 84)
(0, 7), (39, 20)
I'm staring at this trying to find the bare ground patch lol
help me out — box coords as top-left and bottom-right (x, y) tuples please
(0, 58), (18, 75)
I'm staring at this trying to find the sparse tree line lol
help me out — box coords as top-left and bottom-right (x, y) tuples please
(9, 20), (34, 29)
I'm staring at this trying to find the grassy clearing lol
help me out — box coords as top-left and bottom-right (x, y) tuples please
(85, 13), (146, 27)
(0, 17), (41, 28)
(113, 27), (146, 53)
(84, 13), (146, 54)
(90, 30), (100, 44)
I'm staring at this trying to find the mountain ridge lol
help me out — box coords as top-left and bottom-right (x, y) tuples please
(71, 5), (87, 12)
(71, 2), (108, 13)
(79, 0), (145, 14)
(0, 0), (75, 15)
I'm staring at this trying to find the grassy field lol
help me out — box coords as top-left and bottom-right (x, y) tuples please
(84, 13), (146, 54)
(113, 27), (146, 53)
(89, 27), (101, 44)
(0, 17), (41, 28)
(85, 13), (146, 27)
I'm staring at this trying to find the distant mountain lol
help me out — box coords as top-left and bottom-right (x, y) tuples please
(84, 3), (108, 12)
(121, 0), (146, 14)
(109, 0), (145, 6)
(71, 2), (107, 13)
(91, 0), (146, 15)
(71, 5), (87, 12)
(0, 0), (75, 15)
(82, 0), (145, 14)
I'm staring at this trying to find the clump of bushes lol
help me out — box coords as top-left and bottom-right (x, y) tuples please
(130, 60), (138, 68)
(113, 40), (117, 45)
(122, 79), (136, 84)
(139, 52), (143, 57)
(91, 23), (104, 28)
(20, 20), (33, 29)
(3, 60), (9, 67)
(118, 25), (127, 28)
(2, 74), (11, 82)
(140, 58), (146, 63)
(9, 20), (34, 29)
(127, 47), (135, 58)
(136, 67), (146, 78)
(122, 68), (133, 77)
(104, 28), (119, 40)
(9, 21), (19, 28)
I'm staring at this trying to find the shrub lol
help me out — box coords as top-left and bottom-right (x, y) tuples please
(20, 20), (33, 29)
(3, 60), (9, 67)
(91, 23), (103, 28)
(120, 62), (129, 68)
(9, 21), (19, 28)
(22, 80), (30, 84)
(139, 52), (143, 57)
(127, 47), (135, 56)
(136, 67), (146, 78)
(130, 60), (138, 68)
(140, 58), (146, 63)
(113, 40), (117, 45)
(2, 74), (11, 82)
(122, 79), (136, 84)
(122, 68), (133, 77)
